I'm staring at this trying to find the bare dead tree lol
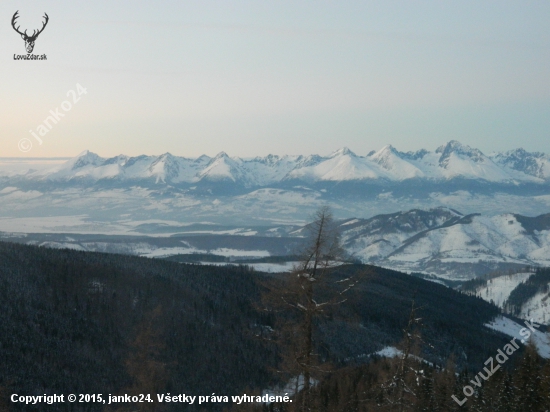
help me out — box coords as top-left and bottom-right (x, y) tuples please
(261, 206), (363, 412)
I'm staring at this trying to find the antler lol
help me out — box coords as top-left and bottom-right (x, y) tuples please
(11, 11), (49, 40)
(11, 11), (27, 37)
(30, 13), (49, 39)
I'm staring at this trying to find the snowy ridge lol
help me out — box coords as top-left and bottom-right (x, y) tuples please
(7, 141), (550, 186)
(465, 270), (550, 325)
(491, 148), (550, 180)
(341, 209), (550, 280)
(521, 290), (550, 326)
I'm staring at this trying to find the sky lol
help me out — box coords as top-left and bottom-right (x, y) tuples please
(1, 0), (549, 158)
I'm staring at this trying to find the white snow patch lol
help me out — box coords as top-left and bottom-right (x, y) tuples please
(485, 316), (550, 359)
(520, 289), (550, 326)
(375, 346), (403, 358)
(209, 248), (270, 257)
(467, 272), (532, 307)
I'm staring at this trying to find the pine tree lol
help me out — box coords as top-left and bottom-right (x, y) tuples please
(511, 341), (543, 411)
(539, 357), (550, 411)
(433, 356), (459, 411)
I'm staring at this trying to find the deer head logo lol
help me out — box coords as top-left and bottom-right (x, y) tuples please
(11, 11), (49, 54)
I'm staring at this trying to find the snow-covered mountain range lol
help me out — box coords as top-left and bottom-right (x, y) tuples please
(4, 140), (550, 185)
(1, 140), (549, 237)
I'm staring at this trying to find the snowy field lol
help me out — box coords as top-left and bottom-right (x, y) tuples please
(198, 261), (299, 273)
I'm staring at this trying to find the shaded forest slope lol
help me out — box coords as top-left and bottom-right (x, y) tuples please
(0, 242), (516, 410)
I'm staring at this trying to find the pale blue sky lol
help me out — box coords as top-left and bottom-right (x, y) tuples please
(1, 0), (549, 157)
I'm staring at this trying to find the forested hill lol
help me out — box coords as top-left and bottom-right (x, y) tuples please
(0, 242), (513, 411)
(0, 242), (277, 411)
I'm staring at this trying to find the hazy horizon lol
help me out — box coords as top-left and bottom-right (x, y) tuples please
(2, 1), (549, 158)
(0, 141), (550, 161)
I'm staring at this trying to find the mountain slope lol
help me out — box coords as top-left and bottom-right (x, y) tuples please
(0, 241), (528, 411)
(341, 209), (550, 279)
(491, 148), (550, 180)
(462, 268), (550, 325)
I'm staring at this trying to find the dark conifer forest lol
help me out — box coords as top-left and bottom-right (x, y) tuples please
(1, 241), (549, 411)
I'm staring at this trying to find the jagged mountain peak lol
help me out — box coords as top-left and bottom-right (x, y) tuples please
(370, 144), (401, 160)
(210, 151), (244, 166)
(195, 155), (211, 163)
(401, 149), (429, 161)
(252, 154), (283, 166)
(214, 151), (230, 159)
(103, 154), (129, 166)
(491, 148), (550, 179)
(370, 145), (399, 169)
(158, 152), (177, 159)
(150, 153), (179, 168)
(70, 150), (104, 169)
(295, 154), (324, 168)
(149, 152), (180, 167)
(377, 144), (399, 154)
(329, 147), (356, 158)
(436, 140), (486, 168)
(436, 140), (484, 159)
(199, 152), (245, 182)
(368, 144), (426, 177)
(497, 147), (547, 159)
(75, 150), (100, 159)
(147, 153), (183, 183)
(435, 140), (464, 153)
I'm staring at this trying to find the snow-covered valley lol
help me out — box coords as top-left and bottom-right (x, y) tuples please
(1, 206), (549, 281)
